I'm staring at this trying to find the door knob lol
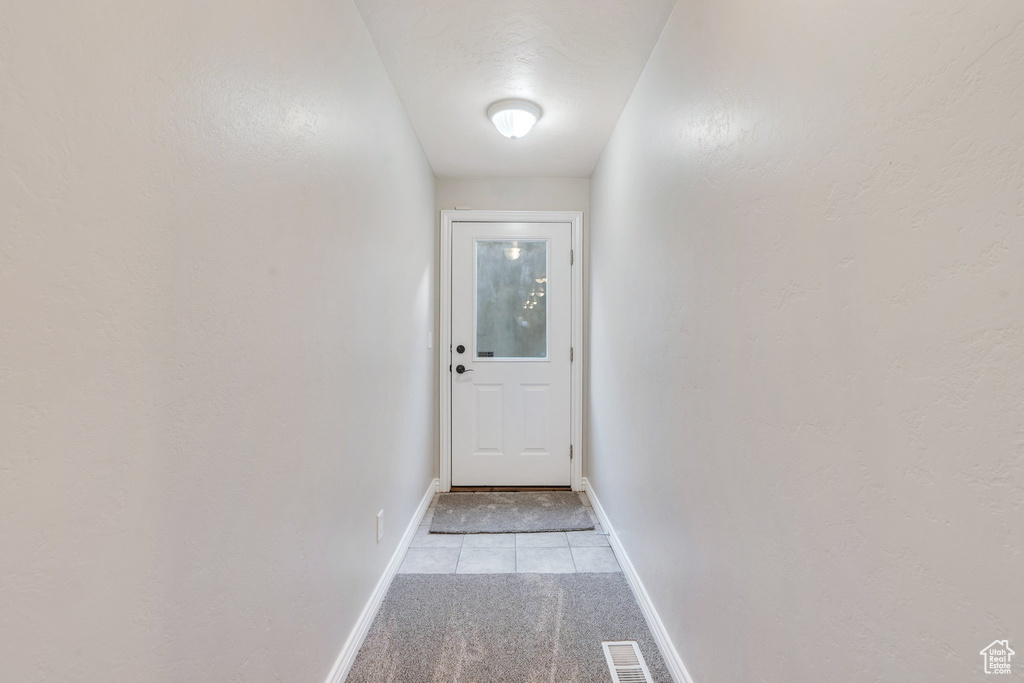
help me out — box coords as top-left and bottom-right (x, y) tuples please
(455, 364), (473, 374)
(456, 344), (465, 354)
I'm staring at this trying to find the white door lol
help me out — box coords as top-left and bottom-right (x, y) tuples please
(451, 222), (572, 486)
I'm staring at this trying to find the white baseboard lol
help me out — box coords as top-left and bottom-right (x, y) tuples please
(583, 477), (695, 683)
(324, 477), (438, 683)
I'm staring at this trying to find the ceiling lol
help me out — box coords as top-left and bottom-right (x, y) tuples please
(354, 0), (678, 178)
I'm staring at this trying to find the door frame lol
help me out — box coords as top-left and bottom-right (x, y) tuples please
(439, 210), (584, 492)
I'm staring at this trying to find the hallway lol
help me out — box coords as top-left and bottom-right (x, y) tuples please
(2, 0), (1023, 681)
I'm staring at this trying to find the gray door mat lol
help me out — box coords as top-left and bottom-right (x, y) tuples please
(429, 491), (595, 534)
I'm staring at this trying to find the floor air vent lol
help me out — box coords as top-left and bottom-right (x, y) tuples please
(602, 641), (653, 683)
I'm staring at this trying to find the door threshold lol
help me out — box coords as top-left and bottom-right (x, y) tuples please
(449, 486), (573, 492)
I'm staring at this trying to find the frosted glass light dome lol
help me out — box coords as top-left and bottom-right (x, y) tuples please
(487, 99), (542, 139)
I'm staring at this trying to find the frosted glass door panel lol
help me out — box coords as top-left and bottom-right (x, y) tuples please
(475, 240), (547, 358)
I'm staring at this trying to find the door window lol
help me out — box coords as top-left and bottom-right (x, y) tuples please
(475, 239), (547, 358)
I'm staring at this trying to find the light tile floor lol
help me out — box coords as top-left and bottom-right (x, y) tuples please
(398, 491), (621, 574)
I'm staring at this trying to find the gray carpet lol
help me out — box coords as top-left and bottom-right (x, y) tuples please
(429, 492), (595, 534)
(347, 573), (671, 683)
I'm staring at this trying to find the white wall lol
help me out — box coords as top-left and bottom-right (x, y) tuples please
(436, 177), (590, 214)
(588, 0), (1024, 681)
(0, 1), (435, 681)
(436, 177), (591, 479)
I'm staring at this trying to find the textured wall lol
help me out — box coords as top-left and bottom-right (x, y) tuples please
(436, 177), (590, 213)
(588, 0), (1024, 681)
(0, 1), (435, 681)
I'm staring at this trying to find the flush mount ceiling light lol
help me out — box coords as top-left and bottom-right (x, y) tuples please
(487, 99), (542, 139)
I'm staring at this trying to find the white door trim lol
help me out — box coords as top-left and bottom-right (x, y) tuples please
(440, 210), (584, 492)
